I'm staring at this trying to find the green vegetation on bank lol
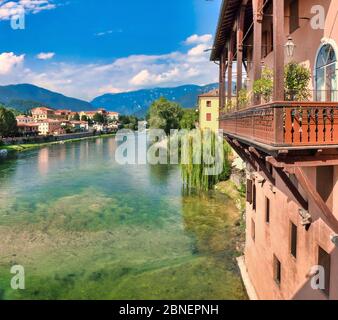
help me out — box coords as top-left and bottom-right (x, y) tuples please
(0, 106), (18, 138)
(147, 97), (198, 133)
(181, 130), (232, 192)
(0, 133), (116, 153)
(119, 115), (140, 130)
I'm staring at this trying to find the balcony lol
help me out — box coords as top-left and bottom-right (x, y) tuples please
(220, 98), (338, 151)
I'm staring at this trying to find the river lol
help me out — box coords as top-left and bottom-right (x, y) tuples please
(0, 137), (246, 300)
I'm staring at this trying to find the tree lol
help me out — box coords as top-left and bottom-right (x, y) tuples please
(148, 97), (183, 134)
(0, 106), (18, 137)
(81, 115), (88, 122)
(119, 115), (139, 130)
(180, 109), (198, 130)
(72, 113), (80, 121)
(93, 112), (105, 124)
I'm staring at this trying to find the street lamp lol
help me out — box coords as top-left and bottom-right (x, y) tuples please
(285, 36), (296, 58)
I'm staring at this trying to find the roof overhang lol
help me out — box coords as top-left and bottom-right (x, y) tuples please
(210, 0), (243, 61)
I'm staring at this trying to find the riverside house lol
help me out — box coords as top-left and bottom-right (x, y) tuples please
(212, 0), (338, 300)
(16, 115), (39, 136)
(198, 89), (220, 132)
(31, 107), (55, 120)
(37, 119), (64, 136)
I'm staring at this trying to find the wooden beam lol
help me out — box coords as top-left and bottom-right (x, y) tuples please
(219, 52), (226, 112)
(267, 155), (338, 168)
(252, 0), (263, 106)
(272, 0), (285, 144)
(295, 167), (338, 233)
(225, 136), (257, 170)
(236, 4), (246, 109)
(227, 34), (235, 109)
(273, 0), (285, 101)
(275, 167), (309, 211)
(249, 147), (276, 185)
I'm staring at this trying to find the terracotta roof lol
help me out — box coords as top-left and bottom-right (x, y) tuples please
(70, 121), (87, 124)
(37, 119), (61, 123)
(55, 109), (72, 114)
(31, 107), (54, 112)
(16, 115), (33, 119)
(82, 111), (96, 114)
(199, 89), (219, 98)
(18, 123), (39, 127)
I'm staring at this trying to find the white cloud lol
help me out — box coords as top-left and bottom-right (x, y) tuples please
(184, 34), (212, 45)
(0, 52), (25, 74)
(188, 44), (209, 57)
(36, 52), (55, 60)
(0, 0), (56, 20)
(97, 85), (124, 95)
(0, 34), (218, 100)
(94, 29), (122, 37)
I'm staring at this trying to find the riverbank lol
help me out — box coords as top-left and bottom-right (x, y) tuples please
(215, 179), (246, 254)
(0, 133), (116, 153)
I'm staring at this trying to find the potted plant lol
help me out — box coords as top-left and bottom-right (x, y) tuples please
(238, 88), (249, 109)
(284, 62), (311, 101)
(253, 67), (274, 103)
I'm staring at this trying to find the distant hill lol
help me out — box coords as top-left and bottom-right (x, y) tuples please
(0, 84), (93, 112)
(91, 84), (219, 117)
(0, 83), (226, 116)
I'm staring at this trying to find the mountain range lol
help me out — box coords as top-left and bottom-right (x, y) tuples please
(0, 84), (93, 112)
(91, 83), (219, 116)
(0, 83), (220, 116)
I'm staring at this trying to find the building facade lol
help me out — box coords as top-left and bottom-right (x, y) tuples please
(17, 123), (39, 136)
(38, 119), (64, 136)
(16, 116), (39, 136)
(198, 89), (220, 132)
(212, 0), (338, 300)
(31, 107), (55, 120)
(16, 115), (35, 124)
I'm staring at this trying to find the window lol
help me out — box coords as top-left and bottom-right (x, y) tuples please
(318, 247), (331, 297)
(252, 184), (256, 211)
(289, 0), (299, 34)
(251, 219), (255, 242)
(206, 113), (212, 122)
(206, 101), (212, 108)
(315, 44), (337, 102)
(290, 222), (297, 258)
(246, 179), (253, 204)
(274, 255), (282, 285)
(267, 162), (274, 176)
(265, 197), (270, 223)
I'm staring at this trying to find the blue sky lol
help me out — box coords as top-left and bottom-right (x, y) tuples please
(0, 0), (222, 100)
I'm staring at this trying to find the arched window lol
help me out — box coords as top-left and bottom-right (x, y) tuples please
(316, 44), (337, 102)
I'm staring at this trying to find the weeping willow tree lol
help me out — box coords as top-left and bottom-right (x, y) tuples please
(180, 130), (232, 192)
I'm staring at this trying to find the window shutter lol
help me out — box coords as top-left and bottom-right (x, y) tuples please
(318, 247), (331, 297)
(246, 179), (253, 204)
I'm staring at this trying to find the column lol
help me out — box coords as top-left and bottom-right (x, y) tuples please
(252, 0), (263, 105)
(237, 4), (246, 109)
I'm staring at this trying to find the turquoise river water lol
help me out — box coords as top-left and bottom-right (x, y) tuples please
(0, 137), (246, 300)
